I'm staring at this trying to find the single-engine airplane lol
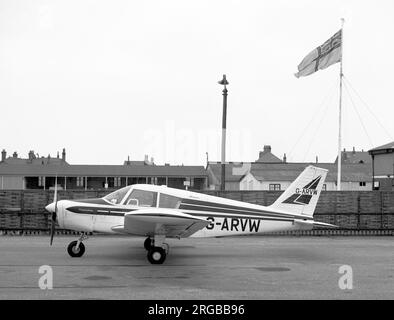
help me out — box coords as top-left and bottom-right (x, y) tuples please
(45, 165), (336, 264)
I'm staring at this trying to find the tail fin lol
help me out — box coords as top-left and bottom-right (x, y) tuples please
(269, 165), (328, 217)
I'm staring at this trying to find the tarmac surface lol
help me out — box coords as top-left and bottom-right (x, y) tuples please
(0, 235), (393, 299)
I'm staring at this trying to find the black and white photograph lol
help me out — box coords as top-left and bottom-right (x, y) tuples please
(0, 0), (393, 307)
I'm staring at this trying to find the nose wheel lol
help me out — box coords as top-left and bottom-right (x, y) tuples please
(67, 240), (85, 257)
(67, 233), (88, 258)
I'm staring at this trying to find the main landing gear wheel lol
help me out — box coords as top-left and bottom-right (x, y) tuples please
(144, 237), (153, 251)
(67, 240), (86, 258)
(147, 247), (166, 264)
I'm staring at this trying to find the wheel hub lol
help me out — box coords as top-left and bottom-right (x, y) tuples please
(152, 252), (161, 261)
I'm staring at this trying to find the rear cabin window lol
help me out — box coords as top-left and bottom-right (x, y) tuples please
(124, 189), (157, 207)
(159, 193), (182, 208)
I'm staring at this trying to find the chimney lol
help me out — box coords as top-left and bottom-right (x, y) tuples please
(259, 145), (271, 158)
(1, 149), (6, 162)
(144, 155), (148, 162)
(28, 150), (35, 161)
(62, 148), (66, 161)
(283, 153), (287, 163)
(316, 156), (318, 163)
(12, 151), (18, 158)
(57, 151), (59, 158)
(352, 146), (355, 154)
(150, 157), (154, 164)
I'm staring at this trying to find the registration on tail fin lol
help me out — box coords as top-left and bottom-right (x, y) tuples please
(269, 165), (328, 217)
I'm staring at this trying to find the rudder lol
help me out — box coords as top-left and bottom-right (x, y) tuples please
(269, 165), (328, 217)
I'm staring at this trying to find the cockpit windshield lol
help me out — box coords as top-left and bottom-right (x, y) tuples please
(103, 186), (132, 205)
(124, 189), (157, 207)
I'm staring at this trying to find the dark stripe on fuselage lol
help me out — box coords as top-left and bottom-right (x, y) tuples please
(66, 206), (136, 216)
(181, 198), (270, 214)
(185, 211), (294, 223)
(129, 214), (200, 221)
(179, 202), (312, 220)
(179, 203), (298, 219)
(65, 205), (294, 223)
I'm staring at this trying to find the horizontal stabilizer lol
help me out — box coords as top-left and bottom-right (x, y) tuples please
(294, 219), (338, 228)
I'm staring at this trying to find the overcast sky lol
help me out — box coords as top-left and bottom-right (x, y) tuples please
(1, 0), (393, 166)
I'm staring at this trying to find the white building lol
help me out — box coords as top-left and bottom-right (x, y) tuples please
(240, 163), (372, 191)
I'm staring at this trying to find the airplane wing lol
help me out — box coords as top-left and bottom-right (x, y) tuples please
(111, 208), (211, 238)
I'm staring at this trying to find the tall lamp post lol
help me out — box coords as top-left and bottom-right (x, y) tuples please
(218, 75), (229, 191)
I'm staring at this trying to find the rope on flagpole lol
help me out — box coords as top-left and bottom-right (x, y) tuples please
(343, 80), (374, 147)
(343, 75), (393, 141)
(287, 78), (338, 162)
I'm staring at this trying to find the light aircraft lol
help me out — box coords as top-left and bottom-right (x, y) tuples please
(45, 165), (336, 264)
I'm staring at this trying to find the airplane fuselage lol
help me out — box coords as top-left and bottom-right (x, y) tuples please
(55, 184), (313, 238)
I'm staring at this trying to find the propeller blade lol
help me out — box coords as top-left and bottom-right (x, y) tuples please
(50, 175), (58, 246)
(50, 215), (55, 246)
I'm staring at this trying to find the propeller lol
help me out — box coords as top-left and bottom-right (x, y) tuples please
(50, 175), (58, 246)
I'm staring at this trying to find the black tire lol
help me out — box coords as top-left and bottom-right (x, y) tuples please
(147, 247), (166, 264)
(144, 237), (152, 251)
(67, 240), (85, 258)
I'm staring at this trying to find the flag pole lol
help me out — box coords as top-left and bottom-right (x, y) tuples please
(337, 18), (345, 191)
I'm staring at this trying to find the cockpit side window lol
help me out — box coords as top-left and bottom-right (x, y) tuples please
(159, 193), (181, 208)
(124, 189), (157, 207)
(103, 186), (131, 205)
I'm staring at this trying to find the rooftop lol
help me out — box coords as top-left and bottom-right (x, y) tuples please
(368, 141), (394, 153)
(248, 162), (372, 182)
(255, 145), (283, 163)
(334, 148), (371, 164)
(0, 164), (207, 177)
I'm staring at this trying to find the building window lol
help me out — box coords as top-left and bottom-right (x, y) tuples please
(77, 177), (84, 187)
(322, 184), (327, 191)
(359, 182), (366, 187)
(269, 184), (281, 191)
(114, 177), (121, 187)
